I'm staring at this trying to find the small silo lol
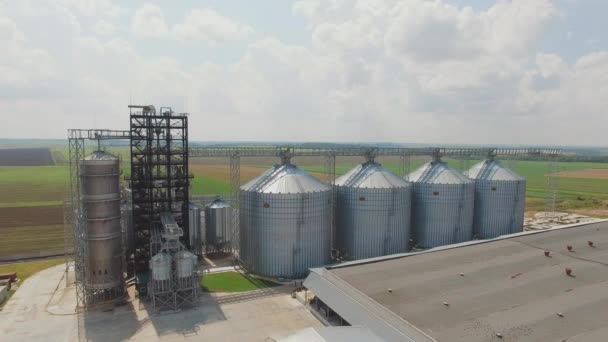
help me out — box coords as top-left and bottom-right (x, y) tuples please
(188, 203), (202, 255)
(239, 158), (331, 278)
(176, 250), (197, 278)
(80, 151), (124, 291)
(467, 158), (526, 238)
(204, 198), (231, 251)
(335, 158), (412, 259)
(407, 156), (474, 249)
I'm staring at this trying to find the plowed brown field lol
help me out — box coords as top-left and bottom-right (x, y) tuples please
(555, 168), (608, 179)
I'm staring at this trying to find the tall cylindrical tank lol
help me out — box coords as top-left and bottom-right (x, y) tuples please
(467, 159), (526, 238)
(80, 151), (124, 290)
(240, 160), (331, 278)
(176, 250), (197, 278)
(150, 253), (172, 281)
(335, 160), (412, 259)
(205, 198), (231, 250)
(407, 158), (474, 249)
(189, 203), (202, 254)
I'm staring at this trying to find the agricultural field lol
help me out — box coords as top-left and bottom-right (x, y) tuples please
(1, 142), (608, 260)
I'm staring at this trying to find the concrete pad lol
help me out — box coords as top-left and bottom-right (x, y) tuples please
(1, 263), (322, 342)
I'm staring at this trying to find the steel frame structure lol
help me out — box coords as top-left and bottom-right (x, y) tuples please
(188, 145), (561, 259)
(127, 106), (191, 276)
(66, 129), (130, 310)
(148, 213), (201, 312)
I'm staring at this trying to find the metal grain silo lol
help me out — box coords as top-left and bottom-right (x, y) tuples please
(204, 198), (231, 252)
(467, 158), (526, 239)
(188, 203), (202, 255)
(407, 157), (474, 249)
(80, 151), (124, 290)
(239, 158), (331, 278)
(335, 159), (412, 260)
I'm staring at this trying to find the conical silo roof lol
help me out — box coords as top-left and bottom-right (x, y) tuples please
(407, 160), (472, 184)
(336, 162), (409, 188)
(84, 151), (117, 161)
(206, 198), (230, 209)
(241, 162), (329, 194)
(467, 159), (524, 181)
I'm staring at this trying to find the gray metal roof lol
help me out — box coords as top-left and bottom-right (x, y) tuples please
(240, 162), (329, 194)
(407, 161), (472, 185)
(335, 162), (410, 189)
(306, 221), (608, 342)
(84, 151), (117, 161)
(280, 326), (386, 342)
(206, 198), (230, 209)
(467, 159), (525, 181)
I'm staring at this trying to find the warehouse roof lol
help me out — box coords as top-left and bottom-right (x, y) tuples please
(305, 221), (608, 342)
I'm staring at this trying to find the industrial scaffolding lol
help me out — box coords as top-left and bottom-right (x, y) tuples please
(148, 212), (201, 312)
(127, 105), (191, 276)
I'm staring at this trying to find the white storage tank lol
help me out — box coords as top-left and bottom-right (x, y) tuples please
(335, 159), (412, 259)
(189, 203), (202, 255)
(467, 158), (526, 239)
(204, 198), (231, 251)
(176, 250), (197, 278)
(150, 253), (172, 281)
(240, 158), (331, 278)
(407, 156), (475, 249)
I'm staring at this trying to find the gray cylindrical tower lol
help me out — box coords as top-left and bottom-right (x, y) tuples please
(468, 158), (526, 239)
(80, 151), (124, 293)
(336, 159), (412, 260)
(239, 159), (331, 278)
(407, 157), (475, 249)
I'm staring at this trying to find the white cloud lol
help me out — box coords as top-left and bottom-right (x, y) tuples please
(131, 4), (169, 38)
(0, 0), (607, 145)
(93, 19), (115, 35)
(173, 8), (253, 44)
(57, 0), (126, 17)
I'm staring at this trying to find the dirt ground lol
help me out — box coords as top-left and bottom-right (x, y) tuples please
(555, 168), (608, 179)
(0, 206), (63, 228)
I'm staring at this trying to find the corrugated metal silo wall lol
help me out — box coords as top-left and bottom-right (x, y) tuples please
(473, 179), (526, 238)
(188, 204), (201, 255)
(411, 182), (475, 249)
(336, 186), (412, 260)
(240, 190), (331, 278)
(205, 205), (231, 247)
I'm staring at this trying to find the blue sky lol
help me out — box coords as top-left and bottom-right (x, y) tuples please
(1, 0), (607, 145)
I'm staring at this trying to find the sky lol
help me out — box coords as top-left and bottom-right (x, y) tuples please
(1, 0), (607, 145)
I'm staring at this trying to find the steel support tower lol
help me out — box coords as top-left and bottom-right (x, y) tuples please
(127, 105), (191, 276)
(66, 129), (130, 310)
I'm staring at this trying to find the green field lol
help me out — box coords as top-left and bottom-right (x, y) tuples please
(191, 175), (231, 195)
(302, 159), (608, 201)
(201, 271), (279, 292)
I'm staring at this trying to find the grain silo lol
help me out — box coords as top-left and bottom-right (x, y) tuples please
(407, 156), (474, 249)
(239, 158), (331, 278)
(204, 198), (231, 252)
(79, 151), (124, 294)
(467, 158), (526, 239)
(335, 158), (412, 260)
